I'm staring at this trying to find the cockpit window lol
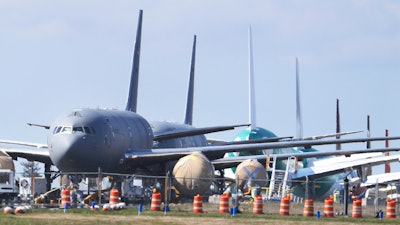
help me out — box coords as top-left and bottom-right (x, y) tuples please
(53, 126), (95, 135)
(61, 127), (72, 133)
(53, 126), (62, 134)
(73, 127), (84, 134)
(84, 127), (91, 134)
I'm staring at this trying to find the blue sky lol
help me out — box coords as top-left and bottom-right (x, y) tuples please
(1, 1), (400, 174)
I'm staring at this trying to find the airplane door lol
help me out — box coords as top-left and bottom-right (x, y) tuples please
(104, 118), (113, 148)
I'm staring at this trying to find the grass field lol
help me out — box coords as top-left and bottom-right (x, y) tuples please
(1, 201), (399, 225)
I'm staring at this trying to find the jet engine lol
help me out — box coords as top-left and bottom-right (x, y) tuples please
(0, 152), (15, 170)
(235, 159), (267, 193)
(172, 152), (215, 198)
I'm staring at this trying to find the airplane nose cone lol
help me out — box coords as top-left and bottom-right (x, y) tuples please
(49, 134), (95, 172)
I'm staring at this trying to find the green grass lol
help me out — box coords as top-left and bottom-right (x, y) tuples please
(1, 207), (400, 225)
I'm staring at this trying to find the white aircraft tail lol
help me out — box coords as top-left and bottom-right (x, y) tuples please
(248, 26), (256, 130)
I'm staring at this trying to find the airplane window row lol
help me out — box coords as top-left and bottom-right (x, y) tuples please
(53, 126), (96, 134)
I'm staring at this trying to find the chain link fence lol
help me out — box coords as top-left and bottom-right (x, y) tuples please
(1, 170), (398, 217)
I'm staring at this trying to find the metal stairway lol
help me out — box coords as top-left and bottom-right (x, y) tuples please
(268, 156), (297, 200)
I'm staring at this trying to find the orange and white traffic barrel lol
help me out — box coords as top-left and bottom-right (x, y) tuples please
(109, 189), (119, 205)
(252, 195), (263, 214)
(61, 188), (71, 209)
(219, 194), (229, 213)
(193, 194), (203, 213)
(351, 199), (362, 218)
(303, 198), (314, 217)
(386, 200), (396, 218)
(150, 192), (161, 211)
(279, 197), (290, 215)
(323, 198), (334, 217)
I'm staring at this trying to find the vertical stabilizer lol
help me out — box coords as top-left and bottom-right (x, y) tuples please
(364, 115), (372, 176)
(366, 115), (371, 148)
(248, 26), (257, 130)
(125, 10), (143, 112)
(295, 58), (303, 139)
(336, 99), (341, 150)
(385, 129), (391, 173)
(184, 35), (197, 125)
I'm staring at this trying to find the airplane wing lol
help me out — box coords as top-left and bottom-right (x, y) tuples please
(301, 130), (363, 140)
(207, 130), (361, 145)
(361, 172), (400, 187)
(211, 150), (400, 183)
(153, 124), (249, 141)
(290, 154), (400, 180)
(209, 136), (293, 146)
(125, 136), (400, 166)
(0, 147), (51, 164)
(0, 140), (50, 164)
(0, 139), (48, 148)
(211, 147), (400, 169)
(1, 135), (399, 170)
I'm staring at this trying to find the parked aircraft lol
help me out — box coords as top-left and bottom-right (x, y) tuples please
(225, 27), (400, 200)
(1, 11), (399, 199)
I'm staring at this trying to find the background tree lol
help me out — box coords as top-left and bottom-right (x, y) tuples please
(20, 161), (42, 178)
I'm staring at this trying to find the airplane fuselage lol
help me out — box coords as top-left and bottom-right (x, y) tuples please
(47, 108), (209, 174)
(230, 127), (339, 200)
(48, 108), (153, 173)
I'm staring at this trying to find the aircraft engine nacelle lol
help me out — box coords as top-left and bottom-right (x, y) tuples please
(235, 159), (267, 193)
(0, 154), (15, 170)
(172, 152), (215, 198)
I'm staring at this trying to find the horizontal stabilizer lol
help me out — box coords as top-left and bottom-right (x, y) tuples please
(27, 123), (50, 130)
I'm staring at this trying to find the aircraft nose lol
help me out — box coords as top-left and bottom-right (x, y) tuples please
(49, 134), (93, 172)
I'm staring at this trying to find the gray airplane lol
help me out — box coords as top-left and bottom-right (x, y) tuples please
(1, 10), (400, 197)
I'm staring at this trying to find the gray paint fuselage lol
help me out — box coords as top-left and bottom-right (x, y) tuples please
(47, 108), (208, 173)
(48, 108), (153, 173)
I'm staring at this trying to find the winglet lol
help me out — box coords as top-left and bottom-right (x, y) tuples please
(248, 26), (256, 130)
(184, 35), (197, 125)
(125, 9), (143, 112)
